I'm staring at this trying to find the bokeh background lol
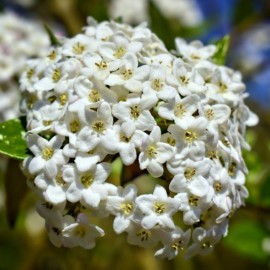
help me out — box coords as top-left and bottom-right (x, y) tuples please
(0, 0), (270, 269)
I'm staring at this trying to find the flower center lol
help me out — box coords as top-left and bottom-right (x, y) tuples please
(75, 226), (86, 237)
(42, 147), (54, 160)
(120, 203), (134, 215)
(189, 195), (199, 206)
(72, 42), (86, 54)
(59, 94), (68, 105)
(174, 103), (186, 118)
(219, 82), (227, 93)
(184, 130), (198, 143)
(47, 50), (57, 60)
(208, 150), (218, 159)
(184, 167), (196, 180)
(179, 75), (189, 84)
(153, 202), (165, 215)
(228, 163), (235, 176)
(151, 78), (164, 91)
(146, 145), (157, 159)
(55, 174), (66, 186)
(166, 136), (176, 146)
(136, 229), (151, 242)
(172, 240), (184, 251)
(206, 108), (214, 120)
(89, 89), (101, 102)
(92, 121), (105, 133)
(52, 68), (61, 82)
(214, 182), (222, 192)
(95, 60), (107, 69)
(80, 173), (93, 188)
(114, 46), (126, 58)
(120, 133), (130, 143)
(130, 105), (140, 119)
(26, 68), (34, 79)
(201, 241), (212, 249)
(70, 120), (80, 133)
(121, 69), (133, 80)
(43, 120), (52, 126)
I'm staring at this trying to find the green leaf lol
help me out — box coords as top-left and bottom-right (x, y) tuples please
(212, 35), (230, 65)
(43, 22), (61, 46)
(223, 219), (269, 262)
(0, 118), (28, 160)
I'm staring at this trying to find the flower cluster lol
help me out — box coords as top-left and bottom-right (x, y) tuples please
(21, 17), (257, 259)
(0, 11), (50, 121)
(108, 0), (202, 26)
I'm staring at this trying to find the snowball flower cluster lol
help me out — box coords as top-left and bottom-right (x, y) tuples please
(0, 11), (50, 121)
(21, 17), (257, 259)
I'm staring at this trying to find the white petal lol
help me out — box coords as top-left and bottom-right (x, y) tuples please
(44, 185), (66, 204)
(147, 160), (163, 178)
(113, 216), (130, 234)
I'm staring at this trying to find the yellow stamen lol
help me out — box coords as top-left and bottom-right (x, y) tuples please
(42, 147), (54, 160)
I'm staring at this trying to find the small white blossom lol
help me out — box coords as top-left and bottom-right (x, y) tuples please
(27, 134), (67, 178)
(106, 184), (138, 233)
(64, 162), (111, 208)
(62, 213), (104, 249)
(155, 227), (191, 260)
(136, 185), (180, 230)
(137, 126), (175, 178)
(185, 226), (223, 259)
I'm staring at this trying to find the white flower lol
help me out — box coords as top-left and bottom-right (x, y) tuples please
(69, 76), (117, 111)
(106, 184), (138, 233)
(28, 100), (65, 132)
(35, 201), (69, 247)
(112, 93), (157, 133)
(102, 121), (137, 165)
(27, 134), (67, 178)
(169, 158), (211, 196)
(76, 102), (115, 152)
(126, 222), (164, 248)
(185, 226), (223, 259)
(209, 164), (232, 211)
(62, 213), (104, 249)
(143, 65), (177, 101)
(82, 53), (119, 81)
(176, 190), (213, 225)
(168, 116), (210, 161)
(99, 32), (142, 62)
(136, 126), (175, 178)
(206, 67), (245, 105)
(136, 185), (180, 230)
(34, 171), (70, 205)
(62, 34), (98, 57)
(158, 93), (200, 121)
(155, 227), (191, 260)
(175, 38), (216, 62)
(74, 145), (107, 172)
(52, 111), (83, 146)
(64, 162), (111, 208)
(167, 58), (205, 96)
(105, 52), (150, 93)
